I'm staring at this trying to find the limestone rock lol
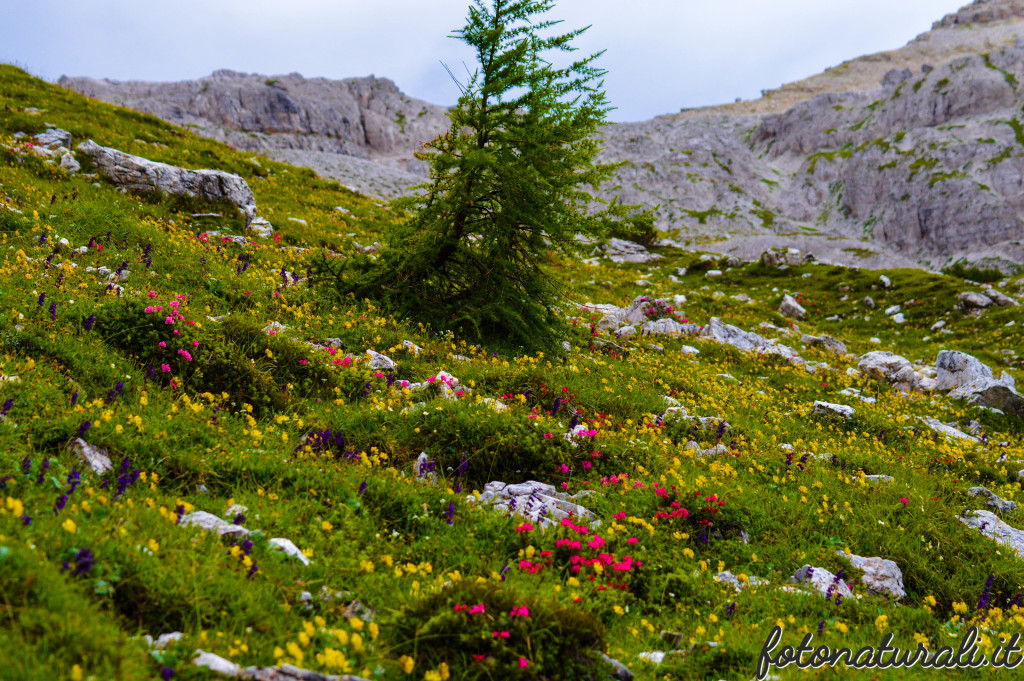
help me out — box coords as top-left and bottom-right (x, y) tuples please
(837, 551), (906, 600)
(603, 654), (634, 681)
(801, 334), (846, 355)
(66, 437), (112, 474)
(985, 288), (1019, 306)
(959, 509), (1024, 558)
(641, 318), (685, 336)
(787, 565), (853, 599)
(240, 664), (368, 680)
(968, 486), (1018, 513)
(77, 139), (257, 219)
(958, 291), (994, 310)
(249, 217), (274, 238)
(269, 537), (310, 566)
(471, 480), (595, 529)
(34, 127), (72, 150)
(59, 151), (81, 173)
(858, 351), (912, 382)
(366, 350), (395, 370)
(919, 417), (979, 442)
(779, 294), (806, 319)
(602, 238), (661, 264)
(179, 511), (250, 538)
(813, 401), (855, 419)
(193, 650), (241, 676)
(937, 350), (1024, 415)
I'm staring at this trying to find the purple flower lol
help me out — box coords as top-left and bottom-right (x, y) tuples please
(73, 547), (93, 575)
(37, 293), (45, 307)
(70, 392), (78, 407)
(54, 494), (68, 514)
(21, 514), (31, 526)
(241, 539), (253, 555)
(0, 398), (13, 417)
(444, 502), (456, 525)
(161, 668), (175, 681)
(358, 480), (367, 495)
(84, 315), (95, 332)
(49, 300), (57, 321)
(247, 562), (258, 579)
(233, 513), (246, 526)
(67, 468), (81, 494)
(76, 421), (92, 438)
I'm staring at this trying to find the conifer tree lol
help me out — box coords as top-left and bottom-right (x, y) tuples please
(330, 0), (650, 350)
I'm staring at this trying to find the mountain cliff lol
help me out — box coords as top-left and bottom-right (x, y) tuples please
(58, 0), (1024, 271)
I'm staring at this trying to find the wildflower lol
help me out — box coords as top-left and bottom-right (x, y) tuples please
(84, 315), (96, 331)
(492, 630), (510, 638)
(70, 392), (78, 407)
(161, 364), (171, 372)
(49, 300), (57, 321)
(37, 293), (45, 307)
(511, 605), (530, 618)
(519, 658), (529, 669)
(158, 341), (166, 348)
(76, 421), (91, 438)
(161, 668), (175, 681)
(398, 655), (415, 674)
(900, 497), (908, 505)
(358, 480), (367, 495)
(62, 518), (77, 533)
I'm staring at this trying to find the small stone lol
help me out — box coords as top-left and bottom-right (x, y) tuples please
(779, 294), (806, 320)
(268, 537), (310, 566)
(813, 401), (855, 419)
(968, 487), (1018, 514)
(66, 437), (112, 474)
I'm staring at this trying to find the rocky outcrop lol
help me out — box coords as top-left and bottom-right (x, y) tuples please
(936, 350), (1023, 414)
(77, 139), (257, 219)
(959, 509), (1024, 558)
(933, 0), (1024, 29)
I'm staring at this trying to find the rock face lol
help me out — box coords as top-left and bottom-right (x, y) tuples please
(56, 3), (1024, 270)
(779, 294), (806, 320)
(77, 140), (257, 219)
(787, 565), (853, 599)
(60, 69), (450, 199)
(699, 317), (802, 365)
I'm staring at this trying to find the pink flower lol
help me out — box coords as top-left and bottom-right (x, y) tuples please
(299, 360), (308, 365)
(144, 306), (155, 314)
(900, 498), (908, 505)
(561, 482), (569, 490)
(158, 341), (166, 348)
(467, 603), (486, 615)
(165, 316), (174, 325)
(192, 340), (199, 347)
(178, 350), (192, 362)
(511, 605), (530, 618)
(614, 512), (627, 520)
(373, 371), (384, 378)
(543, 433), (553, 439)
(627, 537), (638, 545)
(161, 364), (171, 372)
(147, 290), (158, 299)
(519, 658), (529, 669)
(515, 523), (534, 533)
(558, 464), (569, 474)
(492, 631), (510, 639)
(582, 461), (592, 470)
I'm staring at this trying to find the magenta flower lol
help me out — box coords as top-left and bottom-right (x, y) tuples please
(165, 316), (174, 325)
(161, 364), (171, 373)
(158, 341), (166, 348)
(511, 605), (530, 618)
(519, 658), (529, 669)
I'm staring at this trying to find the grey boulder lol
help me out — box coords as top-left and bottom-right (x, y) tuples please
(837, 551), (906, 600)
(77, 139), (257, 219)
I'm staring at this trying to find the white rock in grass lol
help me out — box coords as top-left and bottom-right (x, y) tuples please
(269, 538), (310, 566)
(880, 275), (891, 288)
(66, 437), (112, 474)
(967, 487), (1018, 514)
(249, 217), (274, 238)
(919, 417), (978, 443)
(837, 552), (906, 600)
(179, 511), (250, 538)
(478, 398), (507, 412)
(402, 340), (422, 355)
(262, 321), (287, 335)
(154, 632), (183, 650)
(193, 650), (240, 676)
(366, 350), (395, 370)
(788, 565), (853, 599)
(778, 294), (806, 319)
(959, 510), (1024, 558)
(813, 401), (855, 419)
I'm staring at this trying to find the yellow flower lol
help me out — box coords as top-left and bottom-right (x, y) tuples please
(351, 633), (363, 652)
(399, 655), (415, 674)
(369, 622), (379, 640)
(875, 615), (889, 633)
(5, 497), (23, 517)
(147, 538), (159, 553)
(613, 605), (625, 615)
(321, 520), (332, 531)
(71, 665), (83, 681)
(349, 617), (364, 632)
(62, 518), (77, 534)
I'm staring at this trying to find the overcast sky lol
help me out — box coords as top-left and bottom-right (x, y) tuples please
(2, 0), (968, 122)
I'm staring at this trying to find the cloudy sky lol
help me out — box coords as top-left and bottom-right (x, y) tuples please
(2, 0), (968, 122)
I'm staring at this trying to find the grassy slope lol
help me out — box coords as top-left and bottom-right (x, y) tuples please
(1, 65), (1024, 680)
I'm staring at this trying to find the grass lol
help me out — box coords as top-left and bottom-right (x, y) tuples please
(2, 64), (1024, 680)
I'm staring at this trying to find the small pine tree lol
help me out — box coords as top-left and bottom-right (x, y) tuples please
(329, 0), (650, 350)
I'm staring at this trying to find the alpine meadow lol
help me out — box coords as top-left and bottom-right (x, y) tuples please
(2, 1), (1024, 680)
